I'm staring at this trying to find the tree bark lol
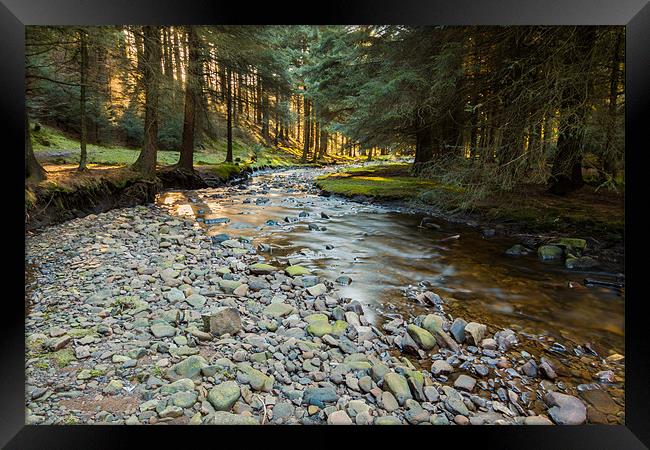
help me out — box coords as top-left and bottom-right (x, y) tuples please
(300, 96), (311, 163)
(132, 26), (162, 178)
(602, 29), (623, 181)
(178, 25), (200, 171)
(225, 66), (234, 163)
(26, 113), (46, 182)
(548, 28), (597, 195)
(78, 29), (88, 171)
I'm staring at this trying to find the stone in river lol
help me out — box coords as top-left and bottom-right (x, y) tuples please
(464, 322), (487, 346)
(454, 374), (477, 392)
(335, 276), (352, 286)
(203, 308), (242, 336)
(382, 373), (412, 406)
(505, 244), (530, 256)
(211, 233), (230, 244)
(406, 324), (437, 350)
(208, 381), (241, 411)
(327, 410), (353, 425)
(549, 237), (587, 253)
(545, 392), (587, 425)
(565, 256), (599, 270)
(538, 245), (564, 260)
(285, 265), (311, 277)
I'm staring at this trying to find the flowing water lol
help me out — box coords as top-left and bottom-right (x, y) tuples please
(157, 167), (625, 360)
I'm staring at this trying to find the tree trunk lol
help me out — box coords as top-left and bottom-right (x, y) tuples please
(602, 29), (623, 181)
(413, 123), (434, 172)
(173, 28), (183, 82)
(178, 25), (200, 171)
(261, 82), (270, 143)
(25, 113), (46, 182)
(132, 26), (162, 178)
(78, 29), (88, 171)
(225, 66), (233, 163)
(300, 96), (310, 163)
(256, 74), (262, 124)
(548, 28), (597, 195)
(318, 128), (328, 159)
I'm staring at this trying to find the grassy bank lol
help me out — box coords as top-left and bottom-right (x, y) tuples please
(316, 164), (624, 239)
(32, 125), (302, 169)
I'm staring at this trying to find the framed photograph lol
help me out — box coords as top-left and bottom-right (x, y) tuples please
(3, 0), (648, 447)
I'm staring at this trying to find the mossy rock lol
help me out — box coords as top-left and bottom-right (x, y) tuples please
(285, 265), (311, 277)
(249, 263), (277, 275)
(406, 324), (437, 350)
(538, 245), (564, 260)
(549, 238), (587, 253)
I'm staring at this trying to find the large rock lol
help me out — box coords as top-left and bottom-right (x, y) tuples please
(185, 293), (206, 308)
(545, 392), (587, 425)
(406, 324), (437, 350)
(208, 381), (241, 411)
(450, 318), (467, 343)
(307, 283), (327, 296)
(249, 263), (277, 275)
(442, 386), (469, 416)
(549, 237), (587, 253)
(422, 315), (459, 352)
(383, 373), (412, 406)
(303, 386), (339, 408)
(565, 256), (599, 270)
(285, 265), (311, 277)
(166, 355), (208, 380)
(203, 308), (242, 336)
(263, 303), (294, 318)
(464, 322), (487, 346)
(160, 378), (195, 394)
(454, 374), (476, 392)
(211, 411), (259, 425)
(538, 245), (564, 261)
(151, 323), (176, 338)
(218, 279), (242, 294)
(327, 410), (353, 425)
(237, 364), (273, 392)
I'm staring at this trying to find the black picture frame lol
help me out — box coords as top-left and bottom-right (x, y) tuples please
(3, 0), (648, 448)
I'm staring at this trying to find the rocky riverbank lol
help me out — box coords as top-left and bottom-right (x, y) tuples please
(25, 169), (624, 426)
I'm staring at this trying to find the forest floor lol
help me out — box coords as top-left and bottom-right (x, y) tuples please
(316, 163), (625, 268)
